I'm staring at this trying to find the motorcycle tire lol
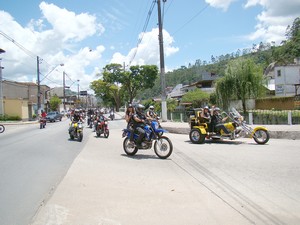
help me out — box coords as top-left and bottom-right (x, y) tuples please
(96, 131), (100, 137)
(70, 134), (74, 140)
(154, 136), (173, 159)
(123, 138), (138, 156)
(78, 132), (83, 142)
(40, 123), (43, 129)
(253, 129), (270, 145)
(189, 128), (205, 144)
(0, 124), (5, 133)
(104, 130), (109, 138)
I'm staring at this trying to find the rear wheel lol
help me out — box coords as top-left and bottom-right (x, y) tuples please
(123, 138), (138, 156)
(253, 129), (270, 145)
(189, 128), (205, 144)
(154, 136), (173, 159)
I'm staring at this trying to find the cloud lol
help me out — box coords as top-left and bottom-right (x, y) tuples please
(205, 0), (237, 11)
(0, 2), (105, 92)
(110, 28), (179, 67)
(205, 0), (300, 44)
(244, 0), (300, 43)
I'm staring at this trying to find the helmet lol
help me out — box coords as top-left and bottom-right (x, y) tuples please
(204, 106), (209, 110)
(149, 105), (154, 110)
(214, 107), (220, 111)
(75, 108), (80, 113)
(136, 104), (145, 113)
(100, 109), (104, 114)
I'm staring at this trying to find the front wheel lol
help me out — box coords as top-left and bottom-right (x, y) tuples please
(189, 129), (206, 144)
(123, 138), (138, 156)
(104, 129), (109, 138)
(78, 132), (83, 142)
(253, 129), (270, 145)
(0, 125), (5, 133)
(154, 136), (173, 159)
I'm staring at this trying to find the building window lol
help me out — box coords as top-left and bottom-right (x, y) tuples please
(277, 69), (281, 77)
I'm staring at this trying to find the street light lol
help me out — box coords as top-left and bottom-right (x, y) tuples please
(0, 48), (6, 116)
(77, 80), (80, 107)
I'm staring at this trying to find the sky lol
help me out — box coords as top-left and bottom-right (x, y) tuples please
(0, 0), (299, 93)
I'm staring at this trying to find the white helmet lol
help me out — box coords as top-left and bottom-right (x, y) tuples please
(149, 105), (154, 110)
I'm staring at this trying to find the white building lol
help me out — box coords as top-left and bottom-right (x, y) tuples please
(274, 58), (300, 96)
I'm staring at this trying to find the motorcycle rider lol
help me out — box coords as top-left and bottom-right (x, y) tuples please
(210, 106), (230, 135)
(146, 105), (157, 120)
(72, 109), (83, 123)
(200, 106), (211, 123)
(132, 104), (147, 147)
(95, 109), (107, 133)
(125, 104), (135, 143)
(40, 110), (47, 126)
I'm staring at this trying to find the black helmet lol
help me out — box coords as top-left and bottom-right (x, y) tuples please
(136, 104), (145, 113)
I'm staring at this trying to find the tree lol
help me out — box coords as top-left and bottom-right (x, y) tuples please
(90, 63), (158, 109)
(181, 89), (210, 108)
(215, 58), (265, 113)
(122, 65), (158, 103)
(49, 95), (61, 111)
(90, 79), (124, 111)
(103, 63), (158, 103)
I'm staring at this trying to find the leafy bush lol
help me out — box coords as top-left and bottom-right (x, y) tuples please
(0, 114), (22, 121)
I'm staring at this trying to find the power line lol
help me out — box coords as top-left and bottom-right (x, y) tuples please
(128, 0), (156, 66)
(171, 3), (209, 36)
(0, 30), (36, 59)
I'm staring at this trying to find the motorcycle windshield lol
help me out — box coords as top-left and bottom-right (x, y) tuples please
(231, 107), (241, 117)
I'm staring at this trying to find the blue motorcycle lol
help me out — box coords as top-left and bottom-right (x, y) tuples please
(122, 120), (173, 159)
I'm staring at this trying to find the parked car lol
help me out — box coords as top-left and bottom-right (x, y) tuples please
(46, 111), (63, 122)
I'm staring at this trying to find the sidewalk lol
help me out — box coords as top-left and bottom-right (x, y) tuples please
(161, 121), (300, 140)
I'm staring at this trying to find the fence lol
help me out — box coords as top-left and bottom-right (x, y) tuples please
(165, 110), (300, 125)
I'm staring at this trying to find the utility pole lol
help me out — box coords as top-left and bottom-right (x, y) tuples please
(37, 56), (41, 114)
(63, 71), (66, 110)
(0, 48), (5, 116)
(77, 79), (80, 107)
(157, 0), (167, 121)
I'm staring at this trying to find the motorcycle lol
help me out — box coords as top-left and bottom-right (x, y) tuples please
(109, 111), (114, 120)
(69, 121), (83, 142)
(87, 114), (95, 128)
(189, 107), (270, 145)
(0, 124), (5, 133)
(39, 117), (46, 129)
(122, 119), (173, 159)
(95, 119), (109, 138)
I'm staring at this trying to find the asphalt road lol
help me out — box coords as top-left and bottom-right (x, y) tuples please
(31, 119), (300, 225)
(0, 119), (85, 225)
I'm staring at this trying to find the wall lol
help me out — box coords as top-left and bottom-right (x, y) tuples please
(256, 97), (295, 110)
(3, 98), (29, 120)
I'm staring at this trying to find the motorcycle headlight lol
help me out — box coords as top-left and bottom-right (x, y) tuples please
(105, 121), (108, 125)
